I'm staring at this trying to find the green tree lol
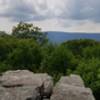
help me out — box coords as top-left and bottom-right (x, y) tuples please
(41, 45), (75, 75)
(6, 39), (42, 71)
(75, 58), (100, 100)
(62, 39), (99, 57)
(0, 63), (12, 73)
(0, 31), (9, 37)
(0, 37), (15, 61)
(12, 22), (48, 44)
(83, 45), (100, 59)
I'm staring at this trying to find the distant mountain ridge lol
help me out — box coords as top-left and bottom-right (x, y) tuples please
(46, 31), (100, 43)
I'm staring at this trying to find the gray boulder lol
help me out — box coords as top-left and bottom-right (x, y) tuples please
(1, 70), (53, 95)
(0, 71), (95, 100)
(50, 74), (95, 100)
(0, 70), (53, 100)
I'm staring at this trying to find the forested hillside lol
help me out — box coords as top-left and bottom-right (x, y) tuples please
(0, 22), (100, 100)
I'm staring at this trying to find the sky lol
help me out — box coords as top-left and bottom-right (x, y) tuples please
(0, 0), (100, 33)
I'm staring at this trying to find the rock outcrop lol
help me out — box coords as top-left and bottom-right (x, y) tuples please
(0, 70), (95, 100)
(50, 75), (95, 100)
(0, 70), (53, 100)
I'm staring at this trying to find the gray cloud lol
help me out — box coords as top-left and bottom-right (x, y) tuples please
(0, 0), (100, 22)
(0, 0), (38, 21)
(68, 0), (100, 22)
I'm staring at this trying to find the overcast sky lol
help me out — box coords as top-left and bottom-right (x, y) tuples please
(0, 0), (100, 33)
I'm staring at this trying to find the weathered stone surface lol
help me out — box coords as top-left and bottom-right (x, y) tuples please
(0, 76), (2, 84)
(50, 75), (95, 100)
(43, 99), (50, 100)
(1, 70), (53, 94)
(0, 71), (95, 100)
(0, 70), (53, 100)
(0, 86), (40, 100)
(1, 70), (36, 87)
(58, 74), (84, 87)
(51, 84), (95, 100)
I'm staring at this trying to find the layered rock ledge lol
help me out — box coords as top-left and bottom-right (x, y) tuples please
(0, 70), (95, 100)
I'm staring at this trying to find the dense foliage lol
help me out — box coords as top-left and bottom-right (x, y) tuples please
(0, 22), (100, 100)
(12, 22), (48, 45)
